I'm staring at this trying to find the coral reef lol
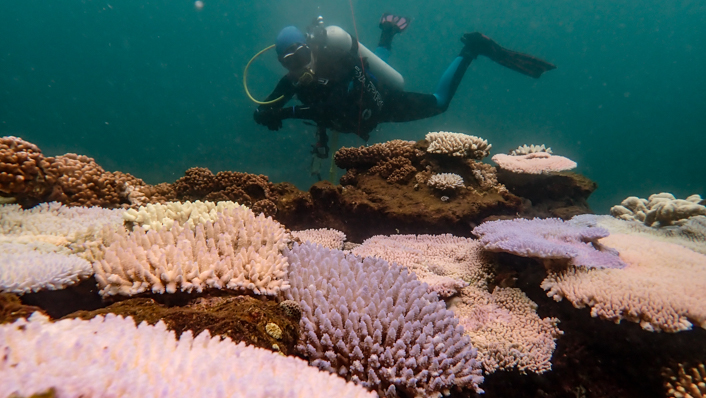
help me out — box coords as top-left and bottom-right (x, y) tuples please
(611, 192), (706, 227)
(284, 243), (484, 396)
(0, 313), (375, 398)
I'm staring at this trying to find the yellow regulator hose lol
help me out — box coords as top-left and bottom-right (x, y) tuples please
(243, 44), (284, 105)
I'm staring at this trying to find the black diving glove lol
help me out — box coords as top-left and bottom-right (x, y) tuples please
(253, 107), (284, 131)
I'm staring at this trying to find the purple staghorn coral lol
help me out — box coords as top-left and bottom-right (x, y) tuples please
(284, 243), (484, 397)
(472, 218), (626, 269)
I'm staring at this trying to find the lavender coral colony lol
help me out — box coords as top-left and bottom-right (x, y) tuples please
(2, 135), (706, 398)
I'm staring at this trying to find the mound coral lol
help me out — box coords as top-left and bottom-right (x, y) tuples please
(0, 136), (50, 203)
(0, 313), (375, 398)
(610, 192), (706, 227)
(284, 243), (484, 397)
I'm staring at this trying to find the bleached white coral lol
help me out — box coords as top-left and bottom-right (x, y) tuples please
(0, 202), (124, 251)
(509, 144), (552, 156)
(0, 313), (376, 398)
(426, 131), (492, 159)
(95, 207), (290, 296)
(0, 203), (124, 293)
(0, 242), (93, 294)
(427, 173), (465, 190)
(122, 200), (242, 231)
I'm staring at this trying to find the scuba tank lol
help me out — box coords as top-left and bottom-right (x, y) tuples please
(307, 17), (405, 91)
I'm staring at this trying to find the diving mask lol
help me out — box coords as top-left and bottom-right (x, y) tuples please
(279, 43), (312, 71)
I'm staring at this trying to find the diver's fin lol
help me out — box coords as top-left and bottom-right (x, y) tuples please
(461, 32), (556, 78)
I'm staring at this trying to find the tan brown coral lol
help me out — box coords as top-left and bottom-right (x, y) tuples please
(368, 156), (417, 183)
(41, 154), (141, 208)
(334, 140), (424, 170)
(0, 136), (51, 203)
(172, 167), (218, 199)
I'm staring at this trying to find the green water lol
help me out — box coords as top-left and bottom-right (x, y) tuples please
(2, 0), (704, 212)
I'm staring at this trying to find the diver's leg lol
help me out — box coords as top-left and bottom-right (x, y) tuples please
(374, 13), (410, 63)
(433, 32), (556, 111)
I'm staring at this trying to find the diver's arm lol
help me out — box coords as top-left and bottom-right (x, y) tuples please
(257, 76), (295, 110)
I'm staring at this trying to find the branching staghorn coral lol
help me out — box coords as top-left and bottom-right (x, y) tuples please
(426, 173), (465, 191)
(425, 132), (491, 160)
(284, 243), (484, 397)
(95, 207), (290, 296)
(122, 200), (241, 231)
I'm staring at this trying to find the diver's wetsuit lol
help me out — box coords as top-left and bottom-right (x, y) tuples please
(255, 32), (555, 141)
(256, 44), (452, 141)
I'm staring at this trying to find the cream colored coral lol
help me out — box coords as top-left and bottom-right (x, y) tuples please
(426, 131), (492, 159)
(123, 200), (241, 231)
(541, 233), (706, 332)
(427, 173), (465, 191)
(291, 228), (346, 250)
(266, 322), (283, 340)
(0, 313), (376, 398)
(95, 207), (290, 296)
(451, 286), (562, 373)
(510, 144), (553, 156)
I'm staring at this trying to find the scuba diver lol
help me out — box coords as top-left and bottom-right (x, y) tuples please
(252, 14), (556, 158)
